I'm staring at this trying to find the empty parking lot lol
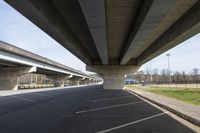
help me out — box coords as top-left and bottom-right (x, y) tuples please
(0, 85), (197, 133)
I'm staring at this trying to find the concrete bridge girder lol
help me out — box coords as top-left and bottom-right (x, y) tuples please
(0, 40), (99, 90)
(6, 0), (199, 90)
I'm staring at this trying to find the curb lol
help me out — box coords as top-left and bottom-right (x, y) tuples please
(126, 89), (200, 127)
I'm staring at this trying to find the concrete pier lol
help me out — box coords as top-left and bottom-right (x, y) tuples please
(0, 67), (36, 90)
(87, 65), (140, 89)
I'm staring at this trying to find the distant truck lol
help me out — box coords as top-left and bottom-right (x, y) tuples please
(125, 79), (138, 84)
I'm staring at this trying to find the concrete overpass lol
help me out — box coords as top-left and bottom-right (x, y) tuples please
(0, 41), (101, 90)
(5, 0), (200, 89)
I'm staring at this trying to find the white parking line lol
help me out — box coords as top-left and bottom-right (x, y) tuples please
(10, 96), (34, 102)
(96, 112), (168, 133)
(75, 101), (144, 114)
(89, 96), (134, 102)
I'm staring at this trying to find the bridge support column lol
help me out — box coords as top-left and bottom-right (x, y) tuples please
(47, 75), (72, 87)
(75, 81), (80, 86)
(81, 79), (91, 85)
(69, 76), (85, 86)
(0, 66), (36, 90)
(87, 65), (140, 89)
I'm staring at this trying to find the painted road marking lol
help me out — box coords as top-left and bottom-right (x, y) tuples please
(89, 96), (134, 102)
(10, 96), (34, 102)
(96, 112), (168, 133)
(75, 101), (144, 114)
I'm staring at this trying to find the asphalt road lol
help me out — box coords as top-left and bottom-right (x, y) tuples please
(0, 85), (196, 133)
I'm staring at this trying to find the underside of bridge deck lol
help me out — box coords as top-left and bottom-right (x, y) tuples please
(5, 0), (200, 89)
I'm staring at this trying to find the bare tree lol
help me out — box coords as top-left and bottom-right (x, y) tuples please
(152, 69), (159, 84)
(131, 68), (200, 88)
(181, 71), (187, 88)
(160, 69), (168, 84)
(191, 68), (199, 87)
(134, 70), (145, 83)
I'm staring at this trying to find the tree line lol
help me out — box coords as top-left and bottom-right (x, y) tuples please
(126, 68), (200, 85)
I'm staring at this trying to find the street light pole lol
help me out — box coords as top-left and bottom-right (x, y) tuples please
(166, 54), (171, 86)
(150, 60), (153, 84)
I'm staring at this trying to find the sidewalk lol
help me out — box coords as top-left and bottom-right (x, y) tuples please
(126, 88), (200, 127)
(0, 84), (96, 97)
(0, 87), (64, 97)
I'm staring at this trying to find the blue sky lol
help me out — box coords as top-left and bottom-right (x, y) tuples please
(140, 33), (200, 74)
(0, 1), (85, 72)
(0, 1), (200, 74)
(141, 34), (200, 73)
